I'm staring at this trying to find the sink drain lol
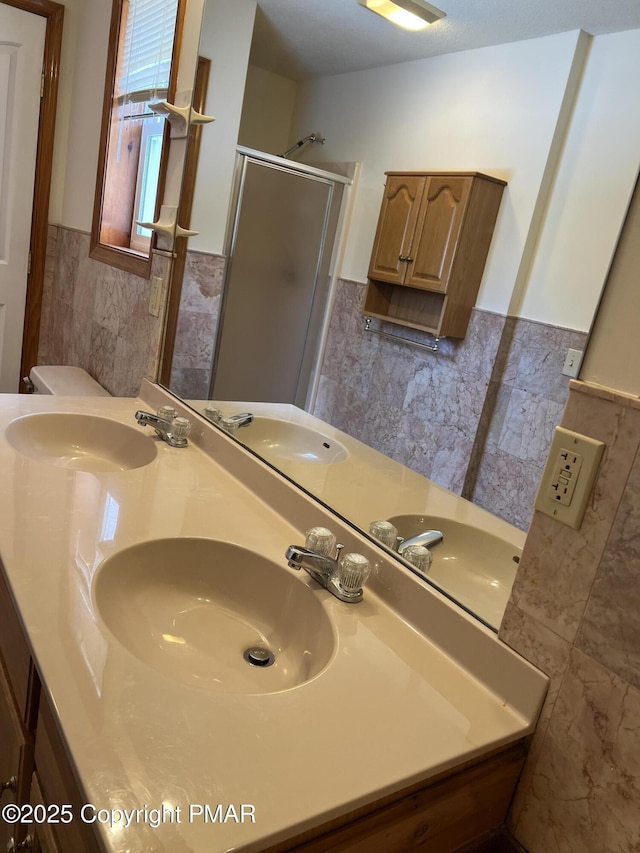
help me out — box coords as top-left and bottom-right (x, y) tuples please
(243, 647), (275, 667)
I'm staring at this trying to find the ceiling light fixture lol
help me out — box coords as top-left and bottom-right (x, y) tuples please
(357, 0), (445, 31)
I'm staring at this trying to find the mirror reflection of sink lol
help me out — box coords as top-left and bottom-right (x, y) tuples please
(239, 418), (349, 465)
(388, 515), (522, 628)
(4, 413), (157, 472)
(93, 539), (336, 694)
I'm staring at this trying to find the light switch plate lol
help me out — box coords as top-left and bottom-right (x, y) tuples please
(149, 276), (163, 317)
(562, 348), (583, 378)
(535, 426), (605, 529)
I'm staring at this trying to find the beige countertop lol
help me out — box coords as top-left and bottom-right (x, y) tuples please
(0, 385), (547, 852)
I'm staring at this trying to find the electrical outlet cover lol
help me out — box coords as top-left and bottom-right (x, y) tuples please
(535, 427), (604, 529)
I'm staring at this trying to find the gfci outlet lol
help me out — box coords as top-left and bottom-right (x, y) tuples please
(535, 427), (605, 529)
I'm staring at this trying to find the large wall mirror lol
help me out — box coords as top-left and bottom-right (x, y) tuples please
(156, 0), (640, 627)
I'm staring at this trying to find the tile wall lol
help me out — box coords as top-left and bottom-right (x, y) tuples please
(38, 225), (170, 397)
(500, 381), (640, 851)
(168, 249), (226, 399)
(314, 277), (588, 530)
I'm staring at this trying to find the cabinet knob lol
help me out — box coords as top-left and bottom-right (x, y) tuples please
(6, 836), (33, 853)
(398, 255), (414, 263)
(0, 776), (16, 795)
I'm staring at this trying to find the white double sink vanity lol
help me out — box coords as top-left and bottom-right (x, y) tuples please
(0, 381), (547, 852)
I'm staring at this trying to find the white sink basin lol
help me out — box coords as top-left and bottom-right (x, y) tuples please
(93, 538), (336, 694)
(388, 515), (522, 628)
(239, 418), (349, 465)
(5, 413), (157, 472)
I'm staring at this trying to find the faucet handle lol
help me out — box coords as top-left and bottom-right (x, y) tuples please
(203, 405), (223, 424)
(369, 520), (398, 548)
(157, 405), (177, 421)
(170, 416), (192, 442)
(305, 526), (336, 556)
(338, 552), (371, 594)
(401, 544), (432, 575)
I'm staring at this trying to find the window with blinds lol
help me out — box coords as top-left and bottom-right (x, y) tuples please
(117, 0), (179, 104)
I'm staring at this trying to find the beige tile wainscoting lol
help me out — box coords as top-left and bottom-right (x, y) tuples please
(38, 225), (170, 397)
(500, 380), (640, 851)
(316, 278), (588, 531)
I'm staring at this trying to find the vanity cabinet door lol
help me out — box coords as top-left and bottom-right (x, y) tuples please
(405, 175), (472, 293)
(0, 656), (32, 851)
(27, 774), (62, 853)
(34, 693), (102, 853)
(0, 558), (33, 721)
(367, 174), (425, 285)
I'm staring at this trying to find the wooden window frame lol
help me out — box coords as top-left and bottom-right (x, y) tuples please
(90, 0), (185, 279)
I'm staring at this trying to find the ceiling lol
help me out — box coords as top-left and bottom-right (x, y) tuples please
(249, 0), (640, 80)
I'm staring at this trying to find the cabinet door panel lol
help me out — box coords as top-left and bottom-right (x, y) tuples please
(35, 694), (101, 853)
(0, 559), (32, 718)
(0, 664), (25, 790)
(406, 176), (472, 292)
(29, 773), (62, 853)
(368, 175), (424, 284)
(0, 659), (28, 849)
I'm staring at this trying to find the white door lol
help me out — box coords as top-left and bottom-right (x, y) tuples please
(0, 4), (45, 392)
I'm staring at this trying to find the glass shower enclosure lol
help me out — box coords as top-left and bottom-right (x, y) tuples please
(209, 149), (348, 408)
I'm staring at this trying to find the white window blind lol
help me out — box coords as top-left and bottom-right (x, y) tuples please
(117, 0), (179, 104)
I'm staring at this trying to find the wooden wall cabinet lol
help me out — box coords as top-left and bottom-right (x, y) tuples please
(364, 172), (506, 338)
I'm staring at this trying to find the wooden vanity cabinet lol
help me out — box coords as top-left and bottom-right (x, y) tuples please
(33, 693), (101, 853)
(0, 563), (38, 852)
(364, 172), (506, 338)
(0, 561), (100, 853)
(267, 742), (525, 852)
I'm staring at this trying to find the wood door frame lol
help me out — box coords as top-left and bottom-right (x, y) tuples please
(158, 55), (210, 387)
(2, 0), (64, 389)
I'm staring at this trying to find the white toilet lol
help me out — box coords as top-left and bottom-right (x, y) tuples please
(28, 366), (111, 397)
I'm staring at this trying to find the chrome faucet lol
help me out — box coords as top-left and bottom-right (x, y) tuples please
(285, 540), (370, 603)
(224, 412), (254, 429)
(203, 407), (254, 434)
(135, 410), (190, 447)
(397, 528), (444, 555)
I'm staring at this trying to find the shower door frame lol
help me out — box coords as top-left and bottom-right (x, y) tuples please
(209, 147), (352, 409)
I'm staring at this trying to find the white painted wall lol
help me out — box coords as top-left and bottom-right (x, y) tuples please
(580, 172), (640, 395)
(238, 66), (297, 156)
(517, 28), (640, 330)
(47, 0), (79, 225)
(189, 0), (256, 254)
(292, 32), (584, 316)
(291, 29), (640, 328)
(58, 0), (111, 230)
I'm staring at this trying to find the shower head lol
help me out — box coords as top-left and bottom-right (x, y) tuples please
(279, 132), (325, 160)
